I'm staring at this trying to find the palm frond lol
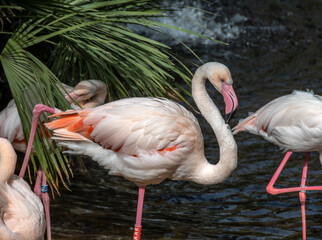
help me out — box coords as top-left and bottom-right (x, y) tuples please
(0, 0), (224, 193)
(1, 38), (72, 193)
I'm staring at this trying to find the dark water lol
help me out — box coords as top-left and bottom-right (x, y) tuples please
(9, 0), (322, 239)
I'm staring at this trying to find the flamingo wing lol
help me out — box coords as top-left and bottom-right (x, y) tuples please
(233, 90), (322, 152)
(46, 97), (202, 157)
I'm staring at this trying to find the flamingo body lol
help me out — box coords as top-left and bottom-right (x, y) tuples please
(0, 138), (45, 240)
(0, 176), (46, 240)
(233, 90), (322, 162)
(46, 61), (239, 187)
(47, 97), (206, 186)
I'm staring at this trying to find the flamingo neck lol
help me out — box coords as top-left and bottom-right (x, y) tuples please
(0, 138), (17, 184)
(191, 65), (237, 185)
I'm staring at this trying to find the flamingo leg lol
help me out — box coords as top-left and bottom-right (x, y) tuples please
(34, 168), (43, 198)
(266, 152), (322, 195)
(299, 152), (309, 240)
(19, 104), (55, 240)
(266, 151), (293, 194)
(41, 171), (51, 240)
(133, 186), (145, 240)
(267, 152), (322, 240)
(19, 104), (56, 178)
(33, 167), (52, 240)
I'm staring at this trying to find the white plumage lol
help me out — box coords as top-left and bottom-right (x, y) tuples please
(233, 90), (322, 163)
(0, 138), (45, 240)
(0, 100), (25, 152)
(52, 97), (203, 186)
(46, 63), (239, 187)
(33, 62), (239, 238)
(0, 80), (107, 152)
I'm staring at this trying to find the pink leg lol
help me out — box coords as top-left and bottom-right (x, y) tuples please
(19, 104), (55, 240)
(299, 152), (309, 240)
(41, 172), (51, 240)
(133, 186), (145, 240)
(34, 169), (43, 198)
(19, 104), (56, 178)
(33, 168), (52, 240)
(266, 152), (293, 195)
(267, 152), (321, 240)
(266, 152), (322, 195)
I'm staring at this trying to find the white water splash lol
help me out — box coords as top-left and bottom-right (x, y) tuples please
(130, 1), (247, 46)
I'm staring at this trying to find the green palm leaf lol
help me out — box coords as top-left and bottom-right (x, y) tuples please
(1, 40), (72, 193)
(0, 0), (223, 194)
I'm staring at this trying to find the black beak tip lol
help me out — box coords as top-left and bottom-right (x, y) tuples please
(225, 109), (237, 124)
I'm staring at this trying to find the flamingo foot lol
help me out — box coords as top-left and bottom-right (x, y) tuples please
(133, 186), (145, 240)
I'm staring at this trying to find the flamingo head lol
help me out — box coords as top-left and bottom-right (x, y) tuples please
(71, 80), (107, 108)
(207, 63), (239, 123)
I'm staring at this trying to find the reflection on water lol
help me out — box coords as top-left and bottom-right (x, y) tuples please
(14, 0), (322, 239)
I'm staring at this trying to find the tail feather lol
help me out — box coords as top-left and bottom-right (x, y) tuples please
(232, 115), (256, 135)
(48, 110), (79, 118)
(52, 129), (92, 142)
(46, 114), (81, 130)
(49, 109), (90, 118)
(45, 109), (94, 142)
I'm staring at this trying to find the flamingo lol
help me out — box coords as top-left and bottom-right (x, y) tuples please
(0, 79), (107, 152)
(233, 90), (322, 240)
(22, 62), (239, 240)
(0, 137), (45, 240)
(0, 79), (107, 240)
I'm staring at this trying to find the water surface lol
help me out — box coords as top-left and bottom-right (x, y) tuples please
(14, 0), (322, 239)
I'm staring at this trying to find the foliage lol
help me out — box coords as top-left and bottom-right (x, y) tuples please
(0, 0), (220, 193)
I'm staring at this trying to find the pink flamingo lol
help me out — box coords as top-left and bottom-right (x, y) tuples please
(233, 90), (322, 240)
(22, 62), (238, 239)
(0, 80), (107, 240)
(0, 137), (46, 240)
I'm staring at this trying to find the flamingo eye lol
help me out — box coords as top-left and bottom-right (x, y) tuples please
(220, 78), (225, 82)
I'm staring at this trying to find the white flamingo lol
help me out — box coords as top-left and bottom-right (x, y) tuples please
(0, 137), (45, 240)
(0, 79), (107, 152)
(23, 62), (239, 240)
(233, 90), (322, 240)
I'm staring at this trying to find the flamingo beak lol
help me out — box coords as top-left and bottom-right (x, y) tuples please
(65, 92), (79, 103)
(222, 82), (238, 123)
